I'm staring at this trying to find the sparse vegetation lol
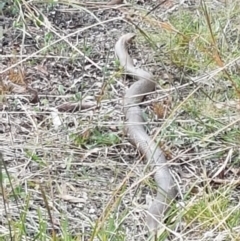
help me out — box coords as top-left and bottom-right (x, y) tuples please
(1, 0), (240, 241)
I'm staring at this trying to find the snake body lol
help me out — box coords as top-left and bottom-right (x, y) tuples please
(115, 33), (177, 230)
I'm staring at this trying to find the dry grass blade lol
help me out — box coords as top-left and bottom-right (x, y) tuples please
(0, 153), (13, 240)
(39, 185), (57, 240)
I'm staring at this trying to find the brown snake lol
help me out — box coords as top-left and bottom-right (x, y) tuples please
(115, 33), (177, 231)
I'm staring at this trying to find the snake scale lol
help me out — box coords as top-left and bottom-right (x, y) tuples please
(115, 33), (177, 230)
